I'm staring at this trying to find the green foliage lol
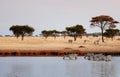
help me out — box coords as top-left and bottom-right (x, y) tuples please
(41, 30), (59, 39)
(66, 24), (85, 34)
(9, 25), (35, 40)
(104, 29), (119, 39)
(90, 15), (119, 42)
(66, 24), (85, 41)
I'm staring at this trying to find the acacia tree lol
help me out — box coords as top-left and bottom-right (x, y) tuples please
(42, 30), (49, 39)
(10, 25), (35, 40)
(9, 26), (21, 39)
(66, 24), (85, 41)
(90, 15), (119, 42)
(104, 29), (119, 40)
(42, 30), (59, 39)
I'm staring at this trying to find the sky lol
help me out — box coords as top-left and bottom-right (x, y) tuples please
(0, 0), (120, 35)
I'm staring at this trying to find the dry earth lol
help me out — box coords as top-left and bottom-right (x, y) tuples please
(0, 36), (120, 53)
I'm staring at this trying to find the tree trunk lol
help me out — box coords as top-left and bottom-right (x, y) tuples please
(16, 36), (19, 39)
(64, 35), (66, 39)
(74, 35), (77, 41)
(54, 35), (56, 39)
(45, 36), (47, 39)
(16, 35), (19, 39)
(64, 34), (66, 39)
(79, 35), (82, 39)
(21, 35), (24, 41)
(111, 36), (114, 41)
(101, 28), (104, 42)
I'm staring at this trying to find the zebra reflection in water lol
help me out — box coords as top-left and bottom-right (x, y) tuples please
(91, 62), (115, 77)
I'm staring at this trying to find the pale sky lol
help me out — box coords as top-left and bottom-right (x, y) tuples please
(0, 0), (120, 35)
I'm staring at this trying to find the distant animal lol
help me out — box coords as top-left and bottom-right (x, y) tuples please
(83, 40), (90, 44)
(84, 53), (111, 61)
(94, 38), (100, 45)
(106, 55), (111, 61)
(68, 39), (73, 43)
(117, 38), (120, 40)
(63, 53), (77, 60)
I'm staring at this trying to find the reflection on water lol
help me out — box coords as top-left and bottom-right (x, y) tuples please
(64, 60), (91, 77)
(91, 62), (114, 77)
(0, 57), (120, 77)
(9, 64), (32, 77)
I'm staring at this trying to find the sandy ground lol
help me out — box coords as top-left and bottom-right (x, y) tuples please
(0, 36), (120, 53)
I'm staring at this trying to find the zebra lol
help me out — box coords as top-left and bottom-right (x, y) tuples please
(63, 53), (77, 60)
(68, 39), (73, 43)
(84, 53), (111, 61)
(94, 38), (100, 45)
(83, 39), (90, 44)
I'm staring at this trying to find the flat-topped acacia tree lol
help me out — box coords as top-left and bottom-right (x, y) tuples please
(90, 15), (119, 42)
(9, 25), (35, 40)
(66, 24), (85, 41)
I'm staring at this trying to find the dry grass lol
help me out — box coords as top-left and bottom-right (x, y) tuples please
(0, 36), (120, 53)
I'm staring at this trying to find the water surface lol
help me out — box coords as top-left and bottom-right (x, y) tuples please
(0, 57), (120, 77)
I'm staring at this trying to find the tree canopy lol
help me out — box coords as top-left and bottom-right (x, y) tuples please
(9, 25), (35, 40)
(66, 24), (85, 41)
(104, 29), (119, 40)
(90, 15), (119, 42)
(41, 30), (59, 39)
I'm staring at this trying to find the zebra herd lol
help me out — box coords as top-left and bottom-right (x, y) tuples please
(63, 53), (111, 61)
(84, 53), (111, 62)
(68, 38), (101, 45)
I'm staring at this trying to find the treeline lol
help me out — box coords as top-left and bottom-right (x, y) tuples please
(7, 15), (120, 42)
(41, 24), (85, 41)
